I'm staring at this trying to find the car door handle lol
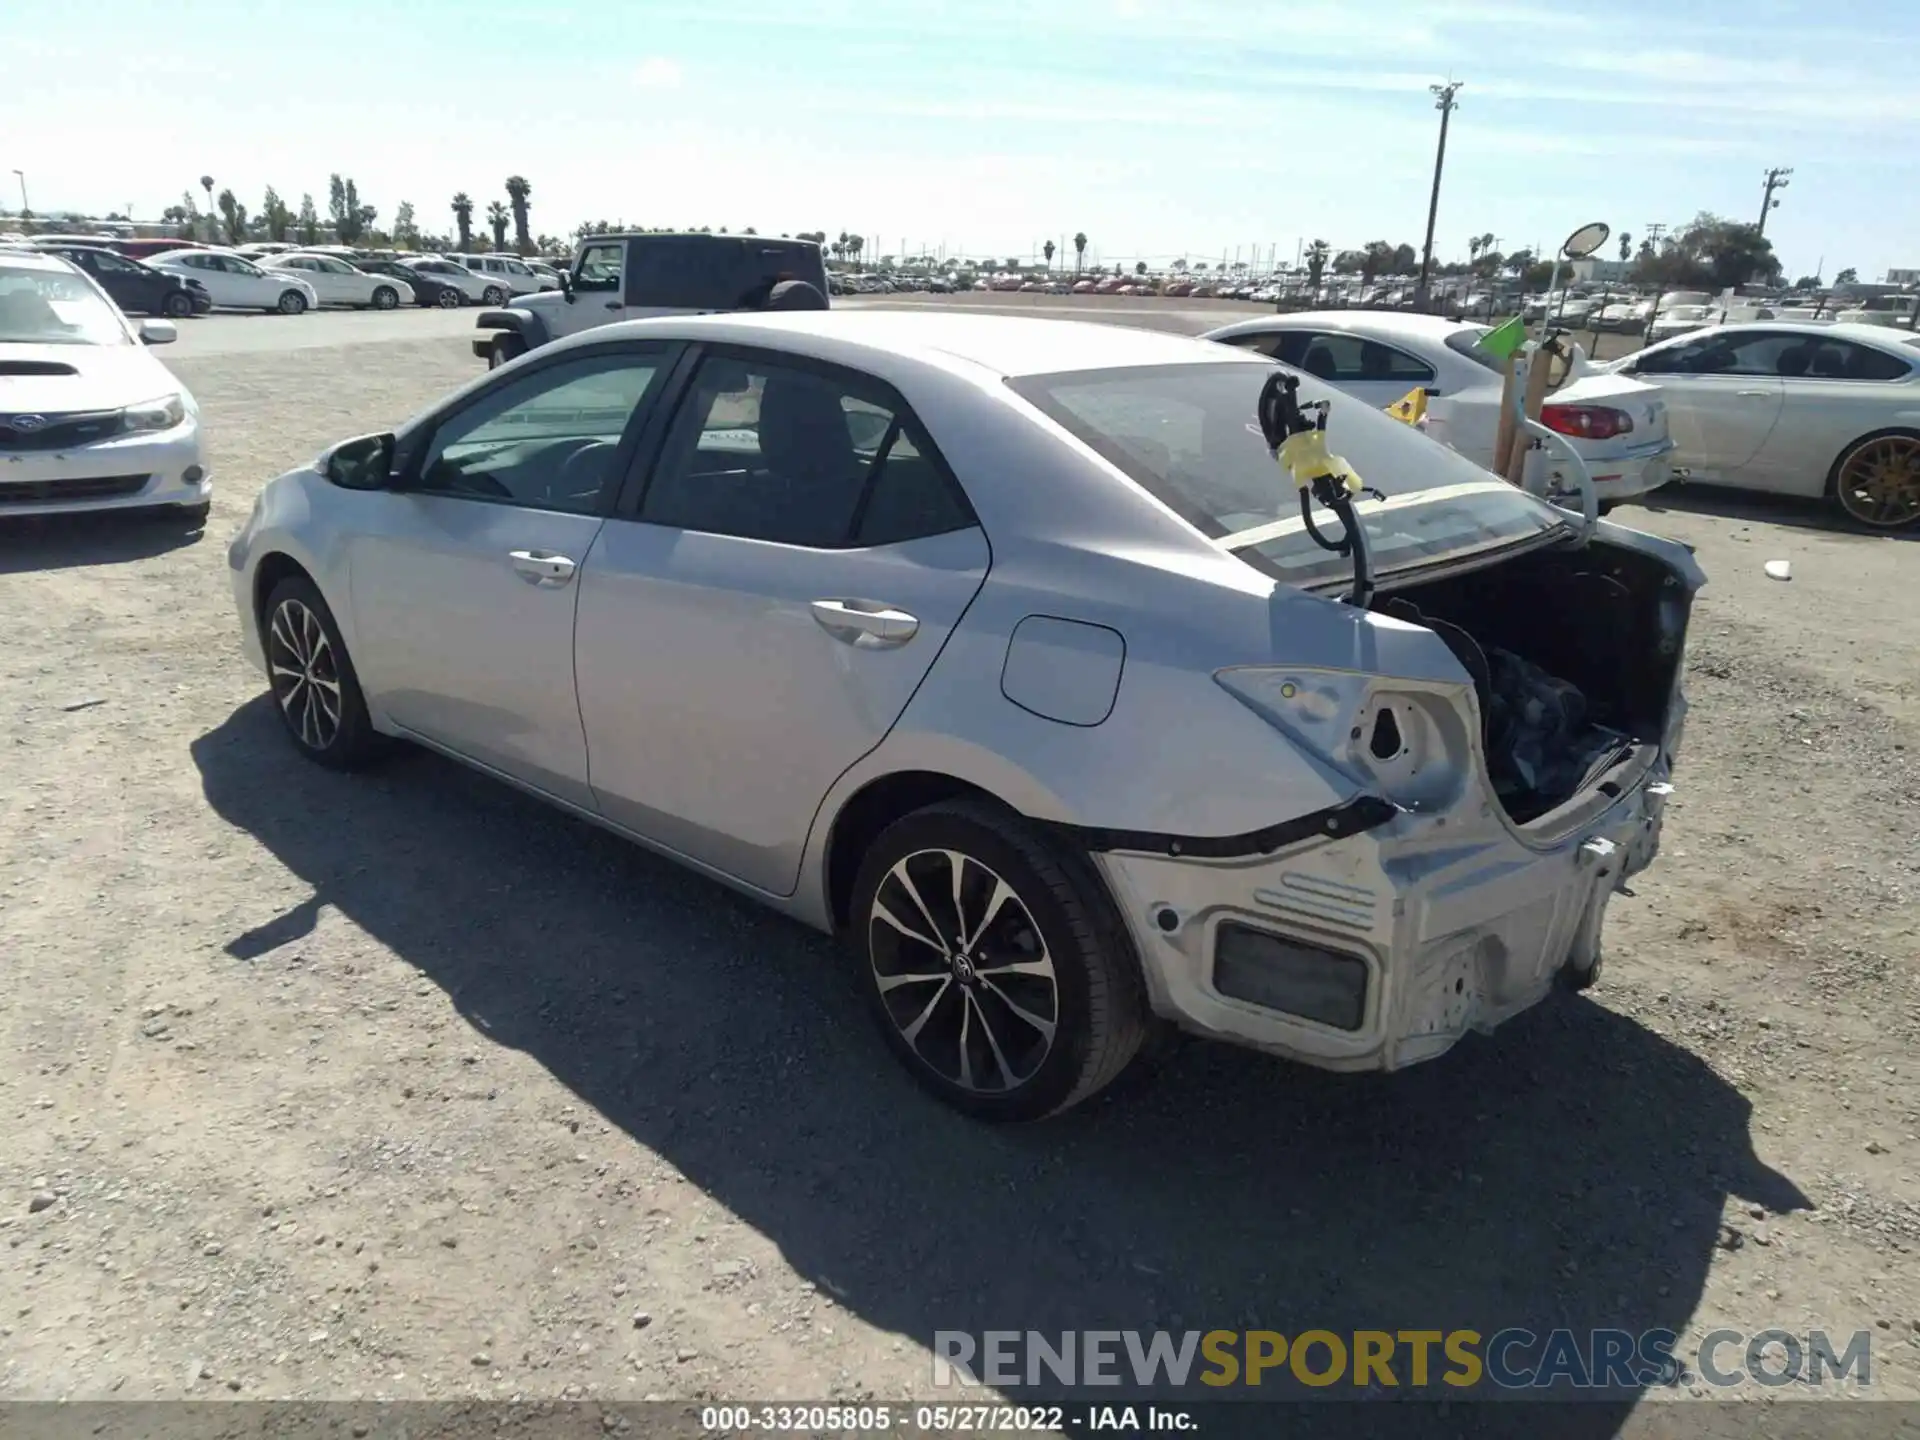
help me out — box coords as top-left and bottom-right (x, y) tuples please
(1736, 389), (1772, 398)
(810, 599), (919, 647)
(605, 300), (623, 310)
(509, 550), (577, 586)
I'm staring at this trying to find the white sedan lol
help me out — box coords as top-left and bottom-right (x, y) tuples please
(1203, 311), (1676, 507)
(0, 250), (210, 521)
(149, 248), (318, 314)
(1603, 321), (1920, 528)
(264, 253), (414, 309)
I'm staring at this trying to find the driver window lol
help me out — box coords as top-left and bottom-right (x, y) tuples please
(574, 242), (622, 293)
(411, 348), (669, 514)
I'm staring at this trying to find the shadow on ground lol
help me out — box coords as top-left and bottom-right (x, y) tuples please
(1640, 484), (1918, 542)
(0, 508), (207, 574)
(194, 699), (1808, 1440)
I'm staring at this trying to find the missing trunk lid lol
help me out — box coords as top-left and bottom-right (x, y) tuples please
(1378, 539), (1690, 826)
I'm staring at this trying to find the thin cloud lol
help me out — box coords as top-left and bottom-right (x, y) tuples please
(633, 57), (683, 89)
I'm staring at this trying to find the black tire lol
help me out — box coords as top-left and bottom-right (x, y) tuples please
(259, 574), (383, 770)
(482, 285), (508, 306)
(849, 800), (1149, 1121)
(173, 500), (211, 527)
(370, 285), (399, 311)
(433, 286), (461, 309)
(489, 334), (525, 370)
(161, 291), (194, 318)
(276, 289), (308, 316)
(766, 279), (828, 311)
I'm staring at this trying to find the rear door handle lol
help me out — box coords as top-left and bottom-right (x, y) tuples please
(1736, 389), (1772, 398)
(810, 599), (919, 647)
(509, 550), (577, 586)
(605, 300), (623, 310)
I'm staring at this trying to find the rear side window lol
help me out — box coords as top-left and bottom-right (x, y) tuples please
(1806, 339), (1910, 381)
(638, 354), (973, 547)
(1295, 333), (1435, 385)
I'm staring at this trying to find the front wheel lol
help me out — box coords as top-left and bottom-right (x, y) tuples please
(482, 285), (507, 306)
(276, 289), (308, 315)
(260, 575), (384, 770)
(850, 800), (1149, 1121)
(1830, 430), (1920, 529)
(488, 334), (525, 370)
(161, 291), (194, 318)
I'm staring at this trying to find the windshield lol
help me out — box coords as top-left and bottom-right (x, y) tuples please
(1007, 361), (1565, 588)
(1443, 324), (1505, 373)
(0, 261), (130, 346)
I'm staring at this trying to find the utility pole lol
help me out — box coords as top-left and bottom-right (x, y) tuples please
(1417, 80), (1464, 310)
(10, 169), (27, 219)
(1758, 167), (1792, 235)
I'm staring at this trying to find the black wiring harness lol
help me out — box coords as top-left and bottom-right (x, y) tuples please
(1257, 370), (1378, 609)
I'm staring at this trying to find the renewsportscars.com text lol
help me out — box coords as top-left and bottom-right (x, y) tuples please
(932, 1328), (1873, 1394)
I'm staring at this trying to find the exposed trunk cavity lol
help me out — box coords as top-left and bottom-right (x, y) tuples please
(1377, 539), (1691, 826)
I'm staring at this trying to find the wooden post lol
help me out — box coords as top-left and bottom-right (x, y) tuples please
(1505, 345), (1554, 489)
(1492, 352), (1520, 475)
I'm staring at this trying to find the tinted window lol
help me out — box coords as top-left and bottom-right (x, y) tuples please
(639, 355), (970, 547)
(1295, 333), (1436, 384)
(1636, 330), (1799, 376)
(412, 349), (668, 513)
(1806, 339), (1910, 381)
(91, 252), (142, 274)
(1008, 361), (1563, 588)
(624, 237), (828, 308)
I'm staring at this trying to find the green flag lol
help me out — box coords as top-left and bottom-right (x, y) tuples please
(1479, 314), (1527, 361)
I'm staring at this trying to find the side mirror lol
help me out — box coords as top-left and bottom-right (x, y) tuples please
(323, 432), (396, 490)
(138, 319), (178, 346)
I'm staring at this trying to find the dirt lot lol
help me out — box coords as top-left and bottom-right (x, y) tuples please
(2, 298), (1917, 1429)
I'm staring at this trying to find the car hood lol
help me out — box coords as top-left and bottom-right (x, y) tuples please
(0, 340), (184, 411)
(513, 290), (567, 318)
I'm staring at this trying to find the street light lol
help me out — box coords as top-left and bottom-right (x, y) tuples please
(1416, 80), (1463, 310)
(10, 169), (27, 219)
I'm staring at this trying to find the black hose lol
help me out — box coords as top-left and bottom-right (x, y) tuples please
(1257, 371), (1375, 608)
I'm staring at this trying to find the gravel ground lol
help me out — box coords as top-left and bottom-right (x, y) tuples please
(1, 303), (1916, 1429)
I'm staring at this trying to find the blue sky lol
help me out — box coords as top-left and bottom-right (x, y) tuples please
(5, 0), (1916, 279)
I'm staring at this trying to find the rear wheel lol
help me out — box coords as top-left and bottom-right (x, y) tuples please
(260, 575), (383, 770)
(482, 285), (508, 306)
(1830, 430), (1920, 529)
(434, 286), (461, 309)
(850, 801), (1148, 1121)
(161, 291), (194, 318)
(276, 289), (308, 315)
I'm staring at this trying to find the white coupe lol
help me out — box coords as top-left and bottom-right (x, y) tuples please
(0, 251), (210, 521)
(1204, 312), (1675, 508)
(1605, 321), (1920, 528)
(149, 248), (318, 314)
(263, 253), (415, 310)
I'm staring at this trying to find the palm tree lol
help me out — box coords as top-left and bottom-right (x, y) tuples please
(848, 234), (864, 264)
(199, 174), (215, 242)
(1305, 239), (1330, 289)
(1043, 240), (1055, 270)
(452, 192), (474, 251)
(1618, 230), (1632, 264)
(485, 200), (510, 251)
(505, 176), (532, 254)
(1072, 231), (1087, 274)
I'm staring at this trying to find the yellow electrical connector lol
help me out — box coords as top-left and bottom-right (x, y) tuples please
(1275, 428), (1362, 494)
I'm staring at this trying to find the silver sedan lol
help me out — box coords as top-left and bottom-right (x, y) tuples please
(227, 311), (1703, 1120)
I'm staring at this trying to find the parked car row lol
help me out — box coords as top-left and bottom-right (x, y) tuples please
(1202, 310), (1920, 529)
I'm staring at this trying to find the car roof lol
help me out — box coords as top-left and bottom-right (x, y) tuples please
(581, 310), (1273, 379)
(1204, 310), (1474, 344)
(0, 249), (81, 275)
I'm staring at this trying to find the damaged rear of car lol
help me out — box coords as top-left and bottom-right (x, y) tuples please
(1006, 359), (1702, 1074)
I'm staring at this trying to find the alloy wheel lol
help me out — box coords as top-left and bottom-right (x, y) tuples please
(867, 848), (1060, 1094)
(436, 287), (460, 308)
(1836, 435), (1920, 528)
(267, 598), (343, 751)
